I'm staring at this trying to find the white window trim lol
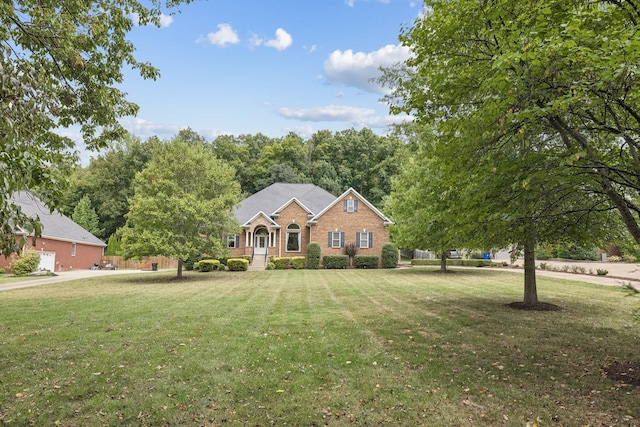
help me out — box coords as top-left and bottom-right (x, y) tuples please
(285, 231), (301, 252)
(359, 232), (369, 249)
(227, 234), (237, 249)
(331, 231), (341, 248)
(346, 199), (355, 213)
(71, 242), (76, 257)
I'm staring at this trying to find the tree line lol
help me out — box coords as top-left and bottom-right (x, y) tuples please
(61, 127), (405, 243)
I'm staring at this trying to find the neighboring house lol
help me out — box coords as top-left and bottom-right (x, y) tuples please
(228, 183), (394, 266)
(0, 192), (106, 272)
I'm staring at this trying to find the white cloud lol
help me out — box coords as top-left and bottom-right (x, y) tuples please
(159, 13), (173, 28)
(324, 44), (411, 94)
(251, 28), (293, 51)
(276, 104), (413, 130)
(121, 117), (183, 139)
(129, 12), (173, 28)
(277, 105), (375, 122)
(202, 23), (240, 47)
(265, 28), (293, 50)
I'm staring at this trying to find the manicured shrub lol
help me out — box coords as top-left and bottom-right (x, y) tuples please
(381, 243), (399, 268)
(0, 268), (4, 274)
(306, 242), (321, 269)
(9, 250), (41, 276)
(266, 262), (275, 270)
(272, 257), (291, 270)
(199, 259), (221, 272)
(193, 261), (201, 271)
(291, 256), (305, 269)
(411, 259), (497, 267)
(227, 258), (249, 271)
(353, 255), (379, 269)
(323, 255), (349, 269)
(185, 254), (202, 271)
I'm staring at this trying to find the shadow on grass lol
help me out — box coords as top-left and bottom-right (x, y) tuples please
(110, 271), (215, 285)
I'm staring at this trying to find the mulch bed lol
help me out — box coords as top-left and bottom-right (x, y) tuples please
(602, 361), (640, 386)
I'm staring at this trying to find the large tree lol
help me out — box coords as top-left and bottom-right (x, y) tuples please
(121, 137), (241, 278)
(1, 0), (184, 255)
(61, 134), (157, 240)
(383, 0), (640, 245)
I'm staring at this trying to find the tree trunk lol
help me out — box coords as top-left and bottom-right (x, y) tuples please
(440, 253), (447, 272)
(177, 259), (183, 279)
(522, 237), (538, 306)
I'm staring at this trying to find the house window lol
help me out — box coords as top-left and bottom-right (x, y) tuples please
(343, 199), (358, 213)
(227, 234), (239, 248)
(328, 231), (344, 248)
(286, 223), (301, 252)
(71, 243), (76, 257)
(357, 232), (373, 249)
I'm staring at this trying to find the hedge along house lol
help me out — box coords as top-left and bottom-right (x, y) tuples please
(228, 183), (394, 267)
(0, 192), (106, 272)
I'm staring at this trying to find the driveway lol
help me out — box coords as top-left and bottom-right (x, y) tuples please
(0, 268), (157, 291)
(496, 259), (640, 288)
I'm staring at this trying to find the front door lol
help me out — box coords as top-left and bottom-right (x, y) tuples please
(254, 234), (268, 255)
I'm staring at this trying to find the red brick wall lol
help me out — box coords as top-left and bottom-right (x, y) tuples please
(0, 237), (104, 272)
(312, 194), (390, 266)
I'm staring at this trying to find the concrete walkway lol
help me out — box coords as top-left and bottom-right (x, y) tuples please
(0, 268), (157, 291)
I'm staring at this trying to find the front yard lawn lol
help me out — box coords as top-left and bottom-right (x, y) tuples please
(0, 268), (638, 426)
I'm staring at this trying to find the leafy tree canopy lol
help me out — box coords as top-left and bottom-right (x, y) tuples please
(383, 0), (640, 245)
(121, 136), (242, 278)
(1, 0), (185, 255)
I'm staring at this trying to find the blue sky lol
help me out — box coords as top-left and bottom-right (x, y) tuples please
(73, 0), (420, 162)
(65, 0), (423, 164)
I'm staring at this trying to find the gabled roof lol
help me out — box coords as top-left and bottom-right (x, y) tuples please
(9, 192), (106, 247)
(272, 197), (314, 218)
(241, 211), (280, 228)
(233, 183), (337, 224)
(309, 187), (394, 225)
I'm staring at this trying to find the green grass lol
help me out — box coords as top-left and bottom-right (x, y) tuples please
(0, 268), (638, 426)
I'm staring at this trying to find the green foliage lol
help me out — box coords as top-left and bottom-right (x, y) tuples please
(192, 261), (201, 271)
(266, 262), (275, 270)
(0, 0), (187, 249)
(0, 268), (4, 274)
(597, 269), (609, 276)
(323, 255), (349, 269)
(556, 244), (599, 261)
(120, 136), (241, 278)
(383, 0), (640, 245)
(198, 259), (221, 272)
(272, 257), (291, 270)
(306, 242), (321, 269)
(185, 253), (203, 271)
(291, 256), (305, 270)
(381, 243), (399, 268)
(71, 195), (103, 237)
(9, 250), (41, 276)
(353, 255), (379, 269)
(344, 243), (357, 258)
(105, 234), (124, 256)
(411, 259), (497, 267)
(227, 258), (249, 271)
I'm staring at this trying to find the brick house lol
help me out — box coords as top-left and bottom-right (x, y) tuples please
(228, 183), (393, 267)
(0, 192), (106, 272)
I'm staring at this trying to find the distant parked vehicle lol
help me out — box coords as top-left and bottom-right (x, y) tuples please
(448, 250), (462, 259)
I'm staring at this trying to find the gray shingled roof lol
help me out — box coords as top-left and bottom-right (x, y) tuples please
(10, 192), (106, 247)
(233, 183), (337, 225)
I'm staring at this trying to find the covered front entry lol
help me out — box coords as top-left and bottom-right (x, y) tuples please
(253, 227), (269, 255)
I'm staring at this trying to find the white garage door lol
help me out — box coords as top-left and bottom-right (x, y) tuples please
(38, 251), (56, 272)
